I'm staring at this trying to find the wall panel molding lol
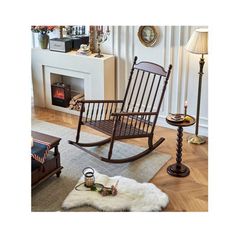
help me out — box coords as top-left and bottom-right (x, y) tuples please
(98, 26), (208, 136)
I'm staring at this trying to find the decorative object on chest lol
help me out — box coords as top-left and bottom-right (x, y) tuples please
(31, 25), (56, 49)
(49, 37), (73, 52)
(76, 44), (91, 56)
(71, 35), (89, 50)
(38, 33), (49, 49)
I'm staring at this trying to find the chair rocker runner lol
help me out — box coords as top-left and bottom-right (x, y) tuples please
(69, 56), (172, 163)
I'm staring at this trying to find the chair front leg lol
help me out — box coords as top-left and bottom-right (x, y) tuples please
(148, 134), (153, 149)
(108, 117), (118, 160)
(76, 103), (85, 143)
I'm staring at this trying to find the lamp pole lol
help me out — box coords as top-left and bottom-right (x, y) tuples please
(188, 54), (206, 144)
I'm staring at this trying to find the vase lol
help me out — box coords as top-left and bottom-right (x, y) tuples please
(38, 33), (49, 49)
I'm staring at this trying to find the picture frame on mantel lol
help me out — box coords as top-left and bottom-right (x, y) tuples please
(138, 26), (160, 47)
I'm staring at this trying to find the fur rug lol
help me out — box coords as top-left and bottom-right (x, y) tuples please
(62, 171), (169, 212)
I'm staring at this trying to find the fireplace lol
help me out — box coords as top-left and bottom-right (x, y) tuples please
(51, 82), (71, 107)
(32, 49), (115, 116)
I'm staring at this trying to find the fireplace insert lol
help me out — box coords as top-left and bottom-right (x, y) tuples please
(51, 82), (71, 107)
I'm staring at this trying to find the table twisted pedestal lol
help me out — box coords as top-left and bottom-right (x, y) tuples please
(166, 114), (195, 177)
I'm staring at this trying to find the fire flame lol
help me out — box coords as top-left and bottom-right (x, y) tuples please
(53, 88), (65, 99)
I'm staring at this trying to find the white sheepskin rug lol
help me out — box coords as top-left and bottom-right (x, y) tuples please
(62, 171), (169, 212)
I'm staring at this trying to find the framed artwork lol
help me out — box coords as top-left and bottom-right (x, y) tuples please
(138, 26), (160, 47)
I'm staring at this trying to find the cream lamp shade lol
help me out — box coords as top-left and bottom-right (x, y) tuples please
(185, 28), (208, 54)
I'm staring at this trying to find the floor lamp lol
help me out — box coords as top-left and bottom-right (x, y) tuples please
(185, 28), (208, 144)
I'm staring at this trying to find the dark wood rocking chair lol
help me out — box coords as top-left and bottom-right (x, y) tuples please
(69, 56), (172, 163)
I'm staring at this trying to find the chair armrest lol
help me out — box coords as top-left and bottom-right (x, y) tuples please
(111, 111), (157, 116)
(80, 100), (123, 104)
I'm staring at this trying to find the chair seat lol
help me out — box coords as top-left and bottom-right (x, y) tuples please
(85, 120), (149, 139)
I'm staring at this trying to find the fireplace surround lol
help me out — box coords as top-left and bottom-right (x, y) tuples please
(31, 48), (115, 115)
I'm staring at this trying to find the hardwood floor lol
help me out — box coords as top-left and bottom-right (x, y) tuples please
(32, 106), (208, 211)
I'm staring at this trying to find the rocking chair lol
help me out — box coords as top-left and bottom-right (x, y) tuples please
(69, 56), (172, 163)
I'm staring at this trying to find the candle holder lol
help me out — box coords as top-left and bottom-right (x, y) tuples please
(95, 26), (110, 58)
(82, 167), (95, 187)
(89, 26), (95, 53)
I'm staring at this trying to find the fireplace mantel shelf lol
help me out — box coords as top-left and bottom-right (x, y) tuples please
(31, 48), (115, 115)
(33, 48), (114, 60)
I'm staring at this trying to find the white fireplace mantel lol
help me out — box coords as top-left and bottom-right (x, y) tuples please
(31, 48), (115, 114)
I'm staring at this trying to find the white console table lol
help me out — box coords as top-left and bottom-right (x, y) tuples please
(31, 48), (115, 115)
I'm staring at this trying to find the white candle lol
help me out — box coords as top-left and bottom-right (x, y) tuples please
(184, 100), (187, 116)
(184, 100), (188, 108)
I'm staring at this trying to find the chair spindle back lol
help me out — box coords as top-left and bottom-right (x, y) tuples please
(122, 56), (172, 131)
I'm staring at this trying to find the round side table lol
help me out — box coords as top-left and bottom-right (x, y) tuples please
(166, 114), (195, 177)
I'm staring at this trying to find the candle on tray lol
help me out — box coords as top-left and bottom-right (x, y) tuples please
(184, 100), (188, 117)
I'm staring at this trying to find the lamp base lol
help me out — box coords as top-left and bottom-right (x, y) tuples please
(187, 135), (206, 144)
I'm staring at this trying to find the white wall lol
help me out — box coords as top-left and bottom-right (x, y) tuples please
(100, 26), (208, 136)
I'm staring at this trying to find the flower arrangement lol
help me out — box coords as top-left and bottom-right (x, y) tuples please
(31, 26), (56, 34)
